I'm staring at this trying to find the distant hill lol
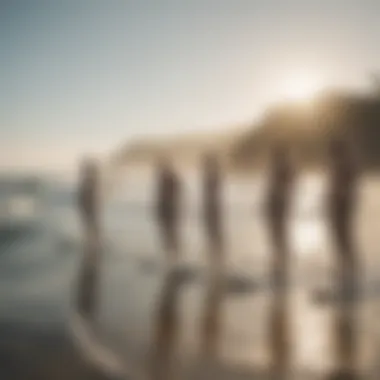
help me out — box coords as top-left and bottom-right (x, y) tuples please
(111, 88), (380, 172)
(110, 129), (242, 167)
(230, 90), (380, 170)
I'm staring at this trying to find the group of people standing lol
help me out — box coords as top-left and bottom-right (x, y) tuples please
(76, 137), (360, 379)
(154, 138), (359, 288)
(78, 137), (359, 289)
(155, 153), (224, 263)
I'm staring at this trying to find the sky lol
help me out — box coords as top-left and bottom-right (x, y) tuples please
(1, 0), (380, 171)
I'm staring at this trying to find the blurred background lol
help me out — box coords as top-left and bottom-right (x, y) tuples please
(2, 1), (380, 379)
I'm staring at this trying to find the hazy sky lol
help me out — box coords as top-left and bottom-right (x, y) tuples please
(1, 0), (380, 170)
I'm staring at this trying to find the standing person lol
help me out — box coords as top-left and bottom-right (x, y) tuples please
(265, 143), (295, 290)
(202, 153), (223, 260)
(78, 158), (100, 241)
(77, 157), (101, 317)
(265, 143), (294, 380)
(155, 158), (181, 262)
(327, 138), (359, 296)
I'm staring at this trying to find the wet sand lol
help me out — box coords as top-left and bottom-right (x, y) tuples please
(2, 175), (380, 379)
(0, 322), (108, 380)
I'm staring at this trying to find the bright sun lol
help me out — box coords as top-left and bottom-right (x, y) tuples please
(280, 72), (324, 102)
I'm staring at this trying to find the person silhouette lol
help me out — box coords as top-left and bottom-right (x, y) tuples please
(150, 270), (183, 380)
(202, 153), (223, 260)
(264, 143), (294, 379)
(327, 138), (359, 297)
(155, 158), (182, 262)
(78, 158), (99, 239)
(265, 143), (295, 290)
(77, 157), (100, 318)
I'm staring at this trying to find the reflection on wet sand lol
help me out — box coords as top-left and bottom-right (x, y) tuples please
(150, 248), (226, 380)
(269, 285), (291, 380)
(200, 255), (225, 358)
(328, 247), (358, 380)
(268, 226), (291, 380)
(330, 301), (357, 380)
(76, 235), (101, 321)
(150, 270), (183, 380)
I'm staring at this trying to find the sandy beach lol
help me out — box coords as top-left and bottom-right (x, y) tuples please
(1, 175), (380, 379)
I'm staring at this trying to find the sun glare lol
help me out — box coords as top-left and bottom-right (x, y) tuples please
(279, 71), (324, 102)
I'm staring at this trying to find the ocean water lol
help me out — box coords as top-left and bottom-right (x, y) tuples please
(1, 173), (380, 379)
